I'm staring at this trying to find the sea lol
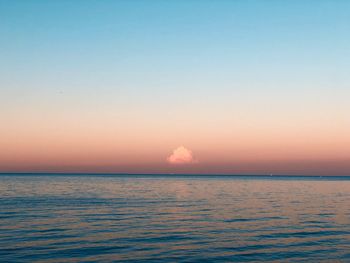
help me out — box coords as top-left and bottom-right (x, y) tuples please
(0, 174), (349, 262)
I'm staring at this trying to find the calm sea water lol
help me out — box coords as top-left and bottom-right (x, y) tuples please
(0, 174), (349, 262)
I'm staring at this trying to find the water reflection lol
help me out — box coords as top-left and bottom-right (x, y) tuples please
(0, 175), (349, 262)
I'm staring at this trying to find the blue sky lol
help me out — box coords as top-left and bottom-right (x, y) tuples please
(1, 0), (350, 174)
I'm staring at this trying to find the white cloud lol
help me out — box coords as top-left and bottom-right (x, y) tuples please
(167, 146), (197, 164)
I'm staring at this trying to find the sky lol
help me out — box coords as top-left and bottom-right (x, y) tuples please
(1, 0), (350, 175)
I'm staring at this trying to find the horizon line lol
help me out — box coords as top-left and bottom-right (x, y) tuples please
(1, 172), (350, 178)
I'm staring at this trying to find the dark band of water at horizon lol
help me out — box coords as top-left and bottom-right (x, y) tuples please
(1, 173), (350, 180)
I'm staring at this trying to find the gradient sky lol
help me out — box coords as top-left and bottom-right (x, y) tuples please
(1, 0), (350, 175)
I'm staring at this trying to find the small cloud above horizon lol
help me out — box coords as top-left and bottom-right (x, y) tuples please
(167, 146), (197, 164)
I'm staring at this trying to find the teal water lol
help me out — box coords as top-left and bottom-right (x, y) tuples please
(0, 174), (349, 262)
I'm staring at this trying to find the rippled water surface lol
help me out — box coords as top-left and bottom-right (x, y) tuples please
(0, 175), (349, 262)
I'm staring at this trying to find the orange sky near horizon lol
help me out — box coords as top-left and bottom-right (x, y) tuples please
(1, 107), (350, 175)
